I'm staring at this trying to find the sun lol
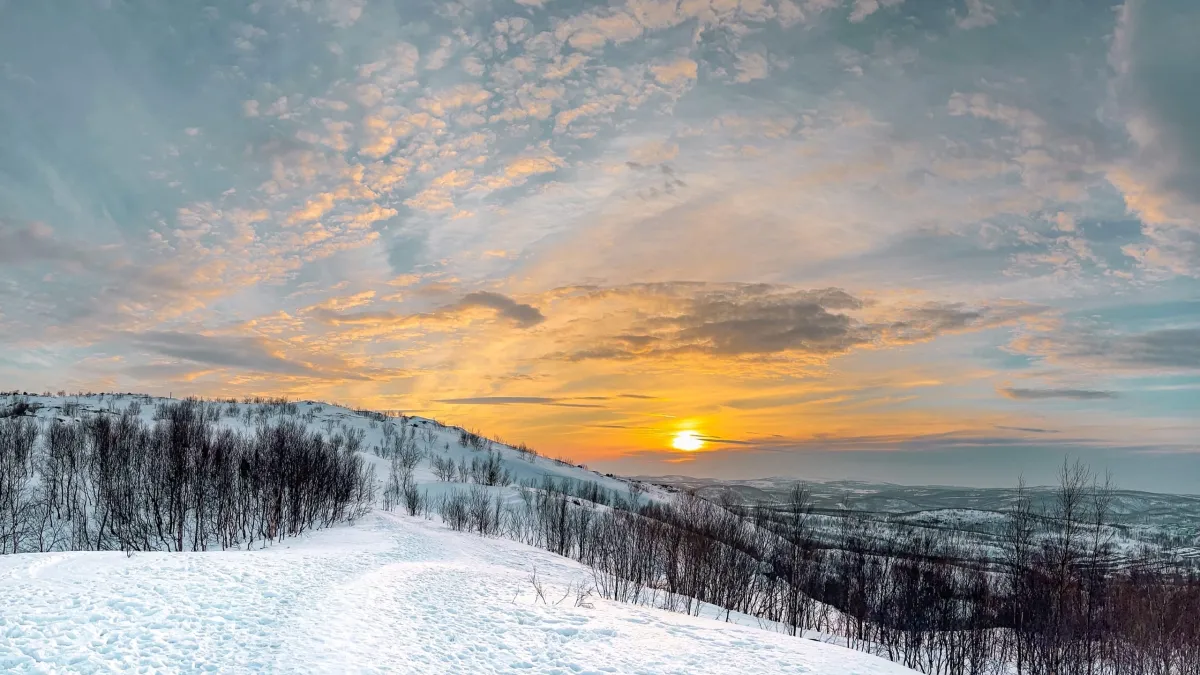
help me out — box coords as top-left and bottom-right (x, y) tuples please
(671, 430), (704, 452)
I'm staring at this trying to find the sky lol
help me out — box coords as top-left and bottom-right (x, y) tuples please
(1, 0), (1198, 492)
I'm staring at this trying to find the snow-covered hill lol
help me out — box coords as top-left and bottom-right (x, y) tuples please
(0, 511), (914, 674)
(0, 394), (916, 674)
(6, 392), (650, 504)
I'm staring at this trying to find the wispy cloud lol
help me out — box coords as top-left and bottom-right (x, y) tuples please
(999, 387), (1118, 401)
(315, 291), (544, 331)
(437, 396), (604, 408)
(128, 331), (369, 381)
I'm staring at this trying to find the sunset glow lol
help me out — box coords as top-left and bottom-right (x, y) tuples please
(1, 0), (1199, 491)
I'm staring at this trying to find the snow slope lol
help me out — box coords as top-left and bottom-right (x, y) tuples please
(0, 394), (916, 673)
(0, 511), (915, 674)
(9, 393), (663, 505)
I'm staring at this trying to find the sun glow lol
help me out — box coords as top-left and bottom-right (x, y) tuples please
(671, 430), (704, 452)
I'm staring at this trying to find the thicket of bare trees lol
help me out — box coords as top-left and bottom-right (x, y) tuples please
(437, 462), (1200, 675)
(4, 393), (1197, 674)
(0, 399), (374, 554)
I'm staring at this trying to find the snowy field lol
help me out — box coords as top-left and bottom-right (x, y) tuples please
(0, 510), (915, 674)
(0, 394), (915, 674)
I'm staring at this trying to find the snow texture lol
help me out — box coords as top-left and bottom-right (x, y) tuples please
(0, 394), (916, 673)
(0, 511), (916, 674)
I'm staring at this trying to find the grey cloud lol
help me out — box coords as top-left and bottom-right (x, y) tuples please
(0, 221), (104, 270)
(0, 222), (196, 340)
(564, 348), (641, 362)
(121, 363), (220, 382)
(745, 429), (1110, 452)
(882, 302), (1045, 343)
(625, 161), (688, 200)
(695, 434), (756, 446)
(129, 331), (358, 380)
(1000, 387), (1118, 401)
(1111, 0), (1200, 275)
(0, 221), (65, 263)
(1114, 328), (1200, 369)
(995, 425), (1061, 434)
(615, 335), (659, 347)
(316, 291), (545, 330)
(892, 304), (982, 332)
(1032, 327), (1200, 372)
(1115, 0), (1200, 202)
(437, 396), (603, 408)
(561, 284), (1037, 361)
(673, 291), (865, 355)
(616, 286), (867, 357)
(439, 396), (557, 404)
(455, 291), (545, 328)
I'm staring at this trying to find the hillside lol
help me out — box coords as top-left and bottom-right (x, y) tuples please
(0, 393), (914, 674)
(0, 511), (912, 674)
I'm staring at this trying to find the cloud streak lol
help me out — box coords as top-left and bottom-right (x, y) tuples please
(999, 387), (1118, 401)
(316, 291), (545, 331)
(436, 396), (604, 408)
(128, 332), (370, 381)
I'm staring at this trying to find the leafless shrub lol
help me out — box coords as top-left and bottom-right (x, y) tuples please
(430, 454), (457, 482)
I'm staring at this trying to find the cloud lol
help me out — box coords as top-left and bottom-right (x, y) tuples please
(734, 52), (770, 83)
(1109, 0), (1200, 276)
(550, 283), (1042, 362)
(995, 425), (1061, 434)
(954, 0), (997, 29)
(418, 84), (491, 117)
(455, 291), (546, 328)
(483, 153), (566, 190)
(316, 291), (545, 330)
(1108, 328), (1200, 370)
(340, 205), (397, 229)
(129, 331), (354, 380)
(546, 284), (865, 361)
(0, 221), (217, 338)
(0, 221), (100, 268)
(1112, 0), (1200, 202)
(1014, 326), (1200, 372)
(947, 92), (1043, 130)
(848, 0), (903, 23)
(651, 58), (698, 86)
(878, 302), (1043, 344)
(436, 396), (603, 408)
(670, 289), (865, 355)
(999, 387), (1118, 401)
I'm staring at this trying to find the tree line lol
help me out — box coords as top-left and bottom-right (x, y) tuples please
(4, 393), (1197, 674)
(428, 462), (1200, 675)
(0, 398), (375, 554)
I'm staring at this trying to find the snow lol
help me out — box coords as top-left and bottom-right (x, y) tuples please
(0, 394), (915, 674)
(0, 511), (915, 674)
(11, 393), (664, 506)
